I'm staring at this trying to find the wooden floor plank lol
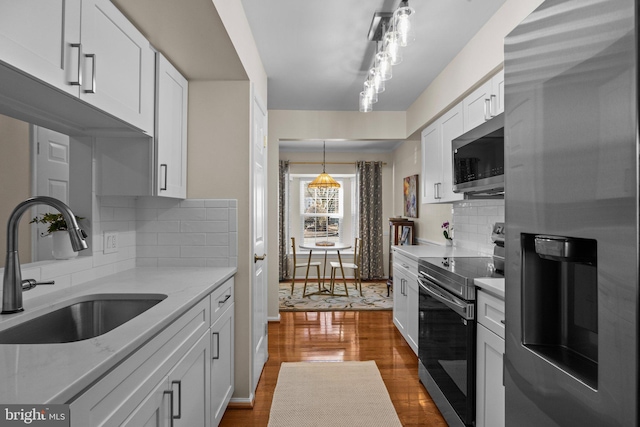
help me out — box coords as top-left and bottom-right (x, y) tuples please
(220, 310), (447, 426)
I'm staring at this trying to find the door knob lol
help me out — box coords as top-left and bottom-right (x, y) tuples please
(254, 254), (266, 263)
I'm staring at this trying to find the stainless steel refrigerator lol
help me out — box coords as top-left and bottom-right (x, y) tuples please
(503, 0), (638, 425)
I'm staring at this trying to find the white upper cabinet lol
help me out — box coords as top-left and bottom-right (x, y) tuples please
(463, 69), (504, 133)
(0, 0), (81, 97)
(421, 102), (464, 204)
(156, 53), (188, 198)
(80, 0), (155, 135)
(0, 0), (154, 135)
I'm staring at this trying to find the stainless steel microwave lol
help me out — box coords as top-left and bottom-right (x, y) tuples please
(452, 113), (504, 194)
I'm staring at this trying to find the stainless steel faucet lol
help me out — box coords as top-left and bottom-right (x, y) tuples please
(2, 196), (88, 314)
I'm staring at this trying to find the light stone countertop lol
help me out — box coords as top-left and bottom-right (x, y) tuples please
(474, 278), (505, 299)
(392, 243), (486, 261)
(0, 266), (236, 404)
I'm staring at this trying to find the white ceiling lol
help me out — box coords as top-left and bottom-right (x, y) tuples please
(241, 0), (506, 112)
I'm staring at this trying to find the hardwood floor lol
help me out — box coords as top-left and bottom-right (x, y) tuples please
(220, 310), (447, 426)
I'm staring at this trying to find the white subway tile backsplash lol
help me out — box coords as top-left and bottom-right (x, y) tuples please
(181, 221), (228, 233)
(136, 198), (238, 268)
(138, 220), (181, 233)
(205, 200), (229, 208)
(158, 208), (207, 221)
(11, 197), (238, 305)
(158, 233), (206, 246)
(136, 246), (181, 258)
(206, 208), (229, 221)
(452, 199), (504, 255)
(206, 233), (230, 246)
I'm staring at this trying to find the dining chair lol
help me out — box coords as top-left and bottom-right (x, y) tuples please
(290, 237), (322, 297)
(329, 237), (363, 297)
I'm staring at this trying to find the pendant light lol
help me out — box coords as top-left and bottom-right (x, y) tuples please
(308, 141), (340, 189)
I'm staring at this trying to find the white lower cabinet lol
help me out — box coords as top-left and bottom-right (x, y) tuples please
(168, 333), (210, 426)
(70, 277), (235, 427)
(476, 289), (505, 427)
(121, 333), (210, 427)
(211, 304), (234, 426)
(210, 278), (235, 427)
(392, 250), (418, 355)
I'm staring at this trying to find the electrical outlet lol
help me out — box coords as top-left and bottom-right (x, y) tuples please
(104, 231), (119, 254)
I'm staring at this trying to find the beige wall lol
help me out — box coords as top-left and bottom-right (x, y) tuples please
(212, 0), (268, 103)
(0, 114), (31, 267)
(392, 139), (452, 244)
(406, 0), (545, 138)
(187, 80), (253, 398)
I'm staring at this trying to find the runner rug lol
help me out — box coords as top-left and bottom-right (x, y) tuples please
(279, 281), (392, 311)
(267, 361), (403, 427)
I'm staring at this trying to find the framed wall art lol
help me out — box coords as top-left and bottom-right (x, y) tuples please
(403, 175), (418, 218)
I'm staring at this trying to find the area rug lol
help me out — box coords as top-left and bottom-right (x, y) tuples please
(279, 281), (392, 311)
(268, 361), (402, 427)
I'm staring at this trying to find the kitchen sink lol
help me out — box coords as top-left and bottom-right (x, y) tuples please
(0, 294), (167, 344)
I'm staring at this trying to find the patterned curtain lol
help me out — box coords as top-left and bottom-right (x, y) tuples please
(356, 161), (384, 280)
(279, 160), (290, 280)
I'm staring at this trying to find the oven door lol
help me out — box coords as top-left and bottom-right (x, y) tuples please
(418, 276), (476, 426)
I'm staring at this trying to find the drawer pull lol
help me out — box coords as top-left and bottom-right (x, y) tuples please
(218, 294), (231, 305)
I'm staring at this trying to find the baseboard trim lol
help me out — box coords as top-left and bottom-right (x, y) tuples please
(268, 313), (281, 322)
(228, 395), (255, 409)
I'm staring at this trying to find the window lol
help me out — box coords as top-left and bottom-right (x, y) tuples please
(300, 180), (343, 245)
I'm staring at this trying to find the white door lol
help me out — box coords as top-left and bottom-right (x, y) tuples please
(251, 92), (268, 392)
(33, 126), (70, 261)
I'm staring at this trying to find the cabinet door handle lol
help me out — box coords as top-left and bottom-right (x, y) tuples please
(433, 183), (438, 200)
(160, 164), (168, 191)
(484, 98), (491, 120)
(70, 43), (82, 86)
(163, 389), (174, 427)
(84, 54), (96, 94)
(212, 332), (220, 360)
(490, 94), (497, 117)
(218, 294), (231, 305)
(171, 380), (182, 420)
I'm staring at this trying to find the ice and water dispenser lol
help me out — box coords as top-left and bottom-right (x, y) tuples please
(521, 234), (598, 388)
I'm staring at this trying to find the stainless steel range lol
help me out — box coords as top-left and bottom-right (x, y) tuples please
(417, 247), (503, 426)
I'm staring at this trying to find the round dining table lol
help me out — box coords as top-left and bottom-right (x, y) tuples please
(299, 242), (351, 296)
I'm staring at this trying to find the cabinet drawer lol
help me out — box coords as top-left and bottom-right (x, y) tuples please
(211, 277), (234, 326)
(393, 250), (419, 280)
(477, 290), (505, 339)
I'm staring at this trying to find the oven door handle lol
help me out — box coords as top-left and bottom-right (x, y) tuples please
(419, 278), (474, 320)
